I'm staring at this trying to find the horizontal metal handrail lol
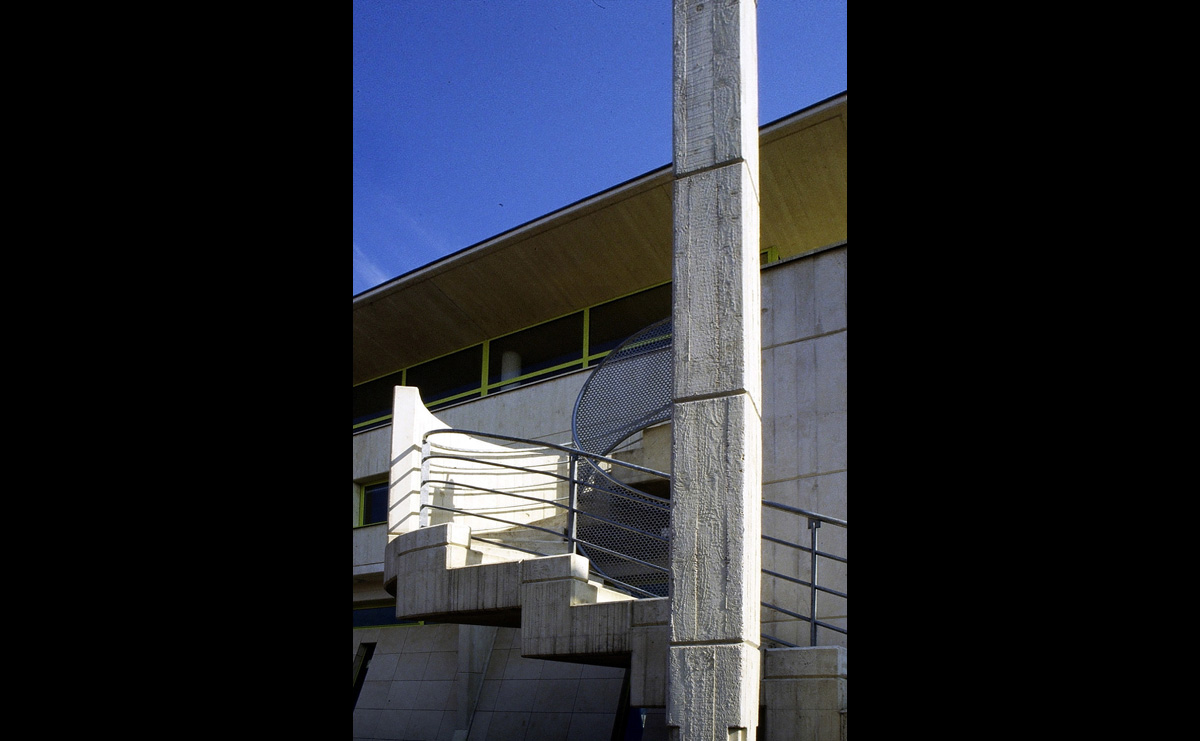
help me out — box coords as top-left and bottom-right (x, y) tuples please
(420, 429), (845, 631)
(425, 453), (572, 481)
(420, 489), (667, 544)
(569, 539), (669, 574)
(759, 499), (847, 648)
(424, 428), (672, 482)
(420, 479), (571, 513)
(761, 568), (848, 600)
(418, 503), (665, 598)
(761, 632), (800, 648)
(421, 504), (570, 540)
(761, 602), (847, 634)
(762, 533), (848, 565)
(762, 499), (847, 528)
(418, 428), (671, 599)
(423, 463), (671, 513)
(570, 470), (671, 512)
(470, 535), (552, 558)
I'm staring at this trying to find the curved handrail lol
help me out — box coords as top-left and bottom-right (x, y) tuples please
(420, 426), (671, 598)
(420, 432), (847, 639)
(420, 418), (844, 642)
(424, 428), (671, 485)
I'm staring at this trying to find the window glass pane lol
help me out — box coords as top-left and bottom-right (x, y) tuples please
(363, 482), (388, 525)
(487, 312), (584, 387)
(352, 642), (376, 709)
(353, 606), (408, 628)
(588, 284), (672, 357)
(353, 370), (403, 427)
(406, 345), (484, 405)
(353, 606), (420, 628)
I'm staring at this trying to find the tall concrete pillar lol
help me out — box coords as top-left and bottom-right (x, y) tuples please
(667, 1), (762, 740)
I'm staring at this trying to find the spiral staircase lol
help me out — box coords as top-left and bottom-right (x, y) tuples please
(383, 320), (675, 691)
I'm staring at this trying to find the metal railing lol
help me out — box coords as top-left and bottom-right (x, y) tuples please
(415, 428), (847, 645)
(420, 428), (671, 598)
(760, 500), (848, 648)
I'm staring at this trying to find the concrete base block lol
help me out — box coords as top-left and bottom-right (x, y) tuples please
(520, 554), (635, 660)
(630, 598), (670, 707)
(666, 642), (760, 740)
(387, 523), (525, 621)
(761, 646), (846, 741)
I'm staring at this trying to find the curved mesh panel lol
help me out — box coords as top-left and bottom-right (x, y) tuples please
(573, 318), (673, 456)
(571, 318), (673, 596)
(574, 458), (670, 596)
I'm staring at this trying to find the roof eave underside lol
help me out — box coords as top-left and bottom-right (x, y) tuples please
(353, 92), (846, 386)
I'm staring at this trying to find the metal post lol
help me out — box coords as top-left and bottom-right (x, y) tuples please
(809, 518), (821, 646)
(567, 453), (578, 554)
(419, 439), (431, 528)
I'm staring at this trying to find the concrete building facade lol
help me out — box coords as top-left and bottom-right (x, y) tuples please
(353, 92), (846, 741)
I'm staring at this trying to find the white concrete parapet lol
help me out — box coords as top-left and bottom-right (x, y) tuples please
(389, 387), (448, 538)
(389, 386), (573, 553)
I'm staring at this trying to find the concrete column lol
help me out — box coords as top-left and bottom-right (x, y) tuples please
(668, 1), (762, 740)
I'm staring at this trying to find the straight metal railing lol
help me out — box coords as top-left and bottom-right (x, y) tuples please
(760, 500), (847, 647)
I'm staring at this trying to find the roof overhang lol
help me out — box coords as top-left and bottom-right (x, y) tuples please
(354, 92), (846, 386)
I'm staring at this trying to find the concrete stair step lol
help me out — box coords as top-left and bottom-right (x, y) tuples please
(465, 535), (631, 606)
(468, 514), (573, 561)
(588, 580), (636, 603)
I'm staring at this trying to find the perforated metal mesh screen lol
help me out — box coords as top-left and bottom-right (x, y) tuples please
(573, 318), (673, 457)
(574, 459), (670, 596)
(571, 318), (673, 596)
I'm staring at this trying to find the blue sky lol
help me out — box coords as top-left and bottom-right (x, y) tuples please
(353, 0), (847, 295)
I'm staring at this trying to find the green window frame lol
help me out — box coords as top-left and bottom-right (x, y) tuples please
(484, 311), (586, 394)
(352, 281), (673, 427)
(354, 603), (422, 629)
(359, 481), (388, 527)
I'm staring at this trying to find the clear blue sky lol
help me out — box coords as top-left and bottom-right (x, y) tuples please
(353, 0), (847, 295)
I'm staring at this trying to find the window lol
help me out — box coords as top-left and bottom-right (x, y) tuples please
(587, 283), (672, 358)
(406, 344), (484, 408)
(352, 283), (674, 427)
(353, 605), (420, 628)
(361, 482), (388, 526)
(487, 312), (585, 390)
(353, 369), (404, 430)
(352, 641), (376, 710)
